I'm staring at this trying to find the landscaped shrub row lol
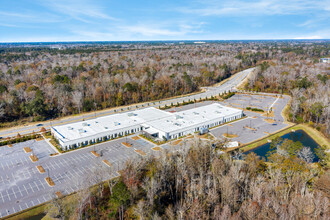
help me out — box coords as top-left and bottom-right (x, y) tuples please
(222, 91), (235, 99)
(160, 96), (219, 110)
(246, 107), (264, 112)
(0, 134), (41, 146)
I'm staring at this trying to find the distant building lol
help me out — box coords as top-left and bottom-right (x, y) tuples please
(320, 58), (330, 63)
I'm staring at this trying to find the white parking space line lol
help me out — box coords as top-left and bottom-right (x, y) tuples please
(17, 186), (23, 197)
(54, 162), (61, 169)
(23, 185), (29, 194)
(11, 188), (17, 199)
(6, 190), (11, 201)
(38, 179), (45, 189)
(28, 183), (35, 193)
(34, 181), (40, 191)
(0, 191), (5, 203)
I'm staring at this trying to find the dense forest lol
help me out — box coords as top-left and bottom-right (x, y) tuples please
(245, 54), (329, 136)
(0, 41), (328, 129)
(45, 139), (329, 219)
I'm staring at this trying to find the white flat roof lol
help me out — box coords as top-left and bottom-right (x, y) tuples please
(146, 103), (242, 133)
(52, 107), (171, 143)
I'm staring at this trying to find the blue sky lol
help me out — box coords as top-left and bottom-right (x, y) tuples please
(0, 0), (329, 42)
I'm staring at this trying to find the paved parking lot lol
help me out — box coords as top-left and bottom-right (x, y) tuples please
(210, 94), (290, 144)
(0, 92), (290, 218)
(0, 136), (160, 218)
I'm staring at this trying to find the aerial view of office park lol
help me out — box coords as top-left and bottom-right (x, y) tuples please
(0, 0), (329, 219)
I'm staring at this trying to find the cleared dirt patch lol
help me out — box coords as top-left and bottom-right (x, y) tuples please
(91, 151), (100, 157)
(37, 165), (45, 174)
(244, 126), (257, 131)
(36, 137), (44, 141)
(223, 133), (238, 138)
(264, 118), (275, 124)
(55, 191), (63, 198)
(122, 142), (132, 148)
(262, 111), (275, 118)
(135, 149), (147, 156)
(171, 139), (182, 145)
(103, 160), (112, 167)
(152, 146), (162, 151)
(131, 136), (140, 140)
(8, 144), (13, 148)
(45, 177), (55, 186)
(29, 154), (39, 162)
(24, 147), (32, 153)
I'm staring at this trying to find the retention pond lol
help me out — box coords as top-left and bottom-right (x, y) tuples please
(244, 129), (319, 162)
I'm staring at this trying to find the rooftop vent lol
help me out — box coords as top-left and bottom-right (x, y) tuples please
(175, 115), (183, 119)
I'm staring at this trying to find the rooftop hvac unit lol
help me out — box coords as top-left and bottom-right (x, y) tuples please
(82, 122), (88, 126)
(78, 128), (85, 133)
(114, 122), (120, 126)
(104, 127), (108, 129)
(68, 127), (73, 130)
(127, 112), (137, 117)
(175, 115), (183, 119)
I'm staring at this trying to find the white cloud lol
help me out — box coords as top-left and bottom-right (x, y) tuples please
(178, 0), (329, 16)
(41, 0), (117, 23)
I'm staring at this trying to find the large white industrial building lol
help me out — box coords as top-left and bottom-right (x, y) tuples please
(51, 103), (243, 150)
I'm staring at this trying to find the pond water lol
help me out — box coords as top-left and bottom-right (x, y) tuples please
(244, 130), (320, 162)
